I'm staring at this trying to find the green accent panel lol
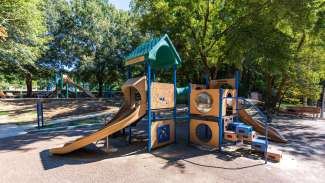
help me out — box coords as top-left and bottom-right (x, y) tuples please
(176, 86), (189, 104)
(125, 34), (182, 68)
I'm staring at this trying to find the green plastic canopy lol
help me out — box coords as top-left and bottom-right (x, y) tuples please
(125, 34), (182, 68)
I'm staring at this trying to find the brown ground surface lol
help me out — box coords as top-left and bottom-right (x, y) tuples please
(0, 99), (121, 124)
(0, 114), (324, 183)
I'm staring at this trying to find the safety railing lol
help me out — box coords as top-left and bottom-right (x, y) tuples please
(238, 97), (268, 124)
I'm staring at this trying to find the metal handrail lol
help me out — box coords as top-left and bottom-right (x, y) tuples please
(238, 97), (268, 124)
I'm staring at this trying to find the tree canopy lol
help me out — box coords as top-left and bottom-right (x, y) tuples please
(0, 0), (324, 111)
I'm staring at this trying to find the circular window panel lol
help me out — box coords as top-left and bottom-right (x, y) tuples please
(195, 92), (213, 113)
(196, 124), (212, 143)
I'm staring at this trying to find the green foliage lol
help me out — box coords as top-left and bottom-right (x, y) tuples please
(0, 0), (323, 110)
(69, 0), (141, 95)
(0, 0), (49, 96)
(0, 0), (48, 74)
(40, 0), (142, 96)
(131, 0), (324, 111)
(40, 0), (75, 71)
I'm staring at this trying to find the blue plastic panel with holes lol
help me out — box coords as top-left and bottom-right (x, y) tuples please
(157, 124), (170, 144)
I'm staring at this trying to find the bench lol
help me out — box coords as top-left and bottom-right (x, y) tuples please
(286, 106), (321, 118)
(5, 92), (15, 98)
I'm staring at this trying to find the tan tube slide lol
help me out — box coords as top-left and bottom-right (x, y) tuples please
(49, 76), (147, 154)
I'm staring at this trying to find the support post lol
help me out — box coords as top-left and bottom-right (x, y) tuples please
(204, 74), (209, 89)
(321, 85), (325, 119)
(40, 102), (44, 127)
(187, 82), (192, 144)
(55, 75), (58, 98)
(235, 70), (240, 119)
(265, 115), (270, 164)
(106, 136), (109, 152)
(60, 73), (63, 98)
(147, 63), (152, 152)
(152, 68), (156, 121)
(66, 81), (69, 98)
(127, 65), (132, 143)
(173, 64), (177, 143)
(41, 102), (44, 127)
(36, 99), (40, 128)
(128, 127), (132, 144)
(218, 88), (224, 150)
(36, 98), (44, 128)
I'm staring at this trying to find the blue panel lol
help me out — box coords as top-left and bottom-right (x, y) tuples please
(218, 88), (224, 147)
(252, 138), (267, 152)
(235, 124), (253, 136)
(187, 83), (191, 144)
(173, 64), (177, 144)
(147, 63), (152, 152)
(227, 122), (243, 131)
(157, 125), (170, 143)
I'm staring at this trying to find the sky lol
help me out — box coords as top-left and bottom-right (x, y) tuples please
(110, 0), (131, 10)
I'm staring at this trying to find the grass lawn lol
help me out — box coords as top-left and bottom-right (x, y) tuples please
(0, 111), (9, 116)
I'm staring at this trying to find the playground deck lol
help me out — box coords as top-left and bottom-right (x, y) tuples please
(0, 115), (324, 183)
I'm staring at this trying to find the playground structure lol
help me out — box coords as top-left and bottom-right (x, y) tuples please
(45, 74), (95, 98)
(50, 34), (181, 154)
(49, 34), (285, 162)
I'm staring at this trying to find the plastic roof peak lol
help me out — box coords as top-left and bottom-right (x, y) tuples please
(125, 34), (182, 68)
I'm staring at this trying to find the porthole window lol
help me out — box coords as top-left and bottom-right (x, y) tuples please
(195, 92), (213, 113)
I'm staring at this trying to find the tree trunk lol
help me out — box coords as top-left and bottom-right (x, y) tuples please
(265, 74), (276, 113)
(25, 73), (32, 97)
(98, 81), (103, 97)
(97, 75), (104, 97)
(303, 96), (308, 107)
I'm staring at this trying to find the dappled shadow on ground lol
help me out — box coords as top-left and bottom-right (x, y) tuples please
(37, 120), (266, 171)
(0, 125), (100, 153)
(271, 116), (325, 161)
(152, 145), (265, 172)
(2, 115), (323, 172)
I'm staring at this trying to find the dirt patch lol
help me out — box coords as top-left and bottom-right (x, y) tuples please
(0, 98), (122, 124)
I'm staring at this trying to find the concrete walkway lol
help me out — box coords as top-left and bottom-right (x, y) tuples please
(0, 124), (27, 139)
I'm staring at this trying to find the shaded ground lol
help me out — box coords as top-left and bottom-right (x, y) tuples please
(0, 98), (121, 124)
(0, 114), (324, 183)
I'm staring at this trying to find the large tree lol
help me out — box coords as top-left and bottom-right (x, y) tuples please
(69, 0), (141, 96)
(131, 0), (324, 112)
(0, 0), (48, 96)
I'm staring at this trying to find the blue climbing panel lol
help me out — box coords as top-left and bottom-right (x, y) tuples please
(236, 124), (253, 136)
(252, 138), (267, 152)
(157, 125), (170, 144)
(227, 122), (243, 131)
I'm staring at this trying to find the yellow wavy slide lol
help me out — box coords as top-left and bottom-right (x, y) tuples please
(49, 76), (147, 154)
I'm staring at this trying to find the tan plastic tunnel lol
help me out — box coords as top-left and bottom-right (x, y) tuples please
(49, 76), (147, 154)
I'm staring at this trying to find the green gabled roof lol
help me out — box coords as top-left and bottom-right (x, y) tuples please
(125, 34), (182, 68)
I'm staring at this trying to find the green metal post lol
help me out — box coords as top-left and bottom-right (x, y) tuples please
(75, 79), (78, 98)
(60, 73), (63, 98)
(66, 80), (69, 98)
